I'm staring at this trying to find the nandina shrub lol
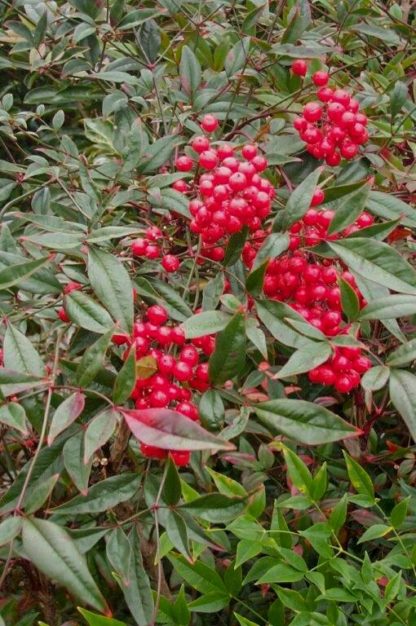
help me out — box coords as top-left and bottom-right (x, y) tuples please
(0, 1), (416, 625)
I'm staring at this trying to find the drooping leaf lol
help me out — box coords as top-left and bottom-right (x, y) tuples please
(51, 473), (139, 514)
(65, 290), (114, 334)
(84, 409), (119, 464)
(4, 323), (44, 376)
(48, 392), (85, 445)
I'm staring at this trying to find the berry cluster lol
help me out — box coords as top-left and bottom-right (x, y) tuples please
(131, 226), (181, 273)
(291, 64), (369, 165)
(308, 345), (371, 393)
(263, 252), (365, 336)
(173, 115), (274, 261)
(112, 304), (215, 466)
(288, 208), (375, 250)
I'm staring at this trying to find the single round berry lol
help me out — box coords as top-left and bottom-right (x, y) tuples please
(291, 59), (307, 76)
(199, 150), (219, 170)
(303, 102), (323, 122)
(191, 135), (210, 153)
(58, 307), (69, 323)
(147, 305), (168, 326)
(242, 144), (258, 160)
(145, 244), (160, 259)
(162, 254), (180, 273)
(311, 188), (325, 206)
(141, 444), (167, 459)
(176, 401), (199, 421)
(175, 155), (193, 172)
(200, 114), (219, 133)
(64, 281), (82, 294)
(179, 345), (199, 367)
(131, 238), (147, 256)
(171, 326), (186, 345)
(312, 70), (329, 86)
(173, 360), (193, 381)
(170, 450), (191, 466)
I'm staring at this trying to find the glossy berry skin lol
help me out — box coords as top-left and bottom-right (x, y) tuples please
(291, 59), (307, 76)
(170, 450), (191, 466)
(58, 307), (69, 323)
(312, 71), (329, 86)
(175, 155), (193, 171)
(199, 150), (219, 170)
(162, 254), (180, 273)
(145, 244), (160, 259)
(63, 281), (82, 294)
(131, 238), (147, 256)
(141, 444), (167, 459)
(200, 114), (219, 133)
(191, 136), (210, 153)
(147, 305), (168, 326)
(310, 188), (325, 206)
(173, 361), (193, 382)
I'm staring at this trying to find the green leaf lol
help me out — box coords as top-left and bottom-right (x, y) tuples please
(367, 191), (416, 229)
(165, 510), (191, 559)
(253, 233), (289, 269)
(88, 249), (133, 332)
(139, 135), (181, 174)
(361, 366), (390, 391)
(0, 256), (49, 291)
(180, 494), (245, 523)
(24, 473), (59, 514)
(78, 608), (126, 626)
(225, 37), (250, 76)
(246, 261), (268, 297)
(48, 392), (85, 445)
(273, 167), (322, 231)
(136, 277), (192, 322)
(255, 399), (359, 445)
(256, 300), (315, 349)
(328, 238), (416, 295)
(51, 474), (138, 514)
(357, 523), (392, 544)
(113, 350), (136, 404)
(389, 498), (409, 528)
(4, 324), (44, 376)
(224, 228), (248, 266)
(235, 614), (259, 626)
(22, 517), (107, 611)
(389, 369), (416, 441)
(387, 338), (416, 367)
(180, 45), (201, 96)
(327, 182), (370, 234)
(343, 452), (374, 500)
(245, 318), (268, 359)
(65, 291), (114, 334)
(106, 527), (154, 626)
(199, 389), (225, 429)
(182, 311), (231, 339)
(207, 468), (247, 498)
(275, 342), (331, 379)
(0, 516), (22, 546)
(339, 277), (361, 321)
(360, 295), (416, 320)
(323, 179), (368, 203)
(390, 81), (408, 118)
(84, 409), (118, 464)
(0, 402), (28, 434)
(123, 407), (234, 451)
(76, 330), (112, 387)
(328, 495), (348, 533)
(163, 456), (182, 505)
(209, 313), (246, 384)
(63, 432), (92, 495)
(202, 274), (225, 311)
(280, 445), (313, 496)
(168, 554), (227, 595)
(257, 563), (305, 584)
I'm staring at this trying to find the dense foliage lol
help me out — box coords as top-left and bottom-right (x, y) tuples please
(1, 1), (416, 625)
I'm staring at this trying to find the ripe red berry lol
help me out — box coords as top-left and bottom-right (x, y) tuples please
(191, 135), (210, 153)
(147, 305), (168, 326)
(291, 59), (307, 76)
(63, 281), (82, 294)
(162, 254), (180, 273)
(177, 401), (199, 421)
(156, 326), (173, 345)
(145, 244), (160, 259)
(242, 144), (258, 160)
(311, 188), (325, 206)
(112, 332), (130, 345)
(312, 71), (329, 86)
(170, 450), (191, 466)
(175, 155), (193, 172)
(171, 326), (186, 345)
(131, 238), (147, 256)
(149, 389), (169, 407)
(303, 102), (323, 123)
(179, 345), (199, 366)
(199, 150), (219, 170)
(173, 360), (193, 381)
(141, 444), (167, 459)
(200, 114), (219, 133)
(58, 307), (69, 323)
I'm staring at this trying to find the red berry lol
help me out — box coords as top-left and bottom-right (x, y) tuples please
(170, 450), (191, 466)
(171, 326), (186, 345)
(354, 356), (371, 373)
(131, 238), (147, 256)
(112, 332), (130, 345)
(199, 150), (219, 170)
(317, 87), (334, 102)
(141, 444), (167, 459)
(176, 401), (199, 421)
(134, 336), (150, 357)
(158, 353), (175, 375)
(251, 155), (268, 172)
(149, 389), (169, 407)
(335, 375), (354, 393)
(303, 102), (323, 123)
(145, 244), (160, 259)
(312, 71), (329, 86)
(156, 326), (173, 346)
(179, 345), (199, 367)
(191, 135), (210, 153)
(173, 361), (193, 382)
(242, 144), (258, 160)
(311, 188), (325, 206)
(200, 114), (219, 133)
(147, 305), (168, 326)
(175, 155), (193, 172)
(162, 254), (180, 273)
(291, 59), (307, 76)
(63, 281), (81, 294)
(172, 179), (188, 193)
(58, 307), (69, 323)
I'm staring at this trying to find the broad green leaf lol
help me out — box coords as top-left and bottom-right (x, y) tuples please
(180, 494), (246, 523)
(113, 350), (136, 404)
(206, 468), (247, 498)
(256, 399), (358, 445)
(357, 524), (392, 544)
(22, 517), (107, 611)
(280, 445), (313, 496)
(257, 563), (305, 584)
(84, 409), (118, 463)
(246, 261), (268, 298)
(225, 37), (250, 75)
(139, 135), (181, 174)
(180, 45), (201, 96)
(63, 432), (92, 495)
(256, 300), (316, 349)
(209, 313), (246, 384)
(0, 516), (21, 546)
(273, 167), (322, 231)
(390, 80), (408, 118)
(275, 342), (331, 379)
(165, 510), (191, 559)
(51, 474), (138, 514)
(182, 311), (231, 339)
(245, 318), (268, 359)
(48, 392), (85, 445)
(123, 408), (234, 451)
(88, 249), (133, 332)
(224, 228), (248, 266)
(75, 330), (112, 387)
(202, 274), (225, 311)
(361, 366), (390, 391)
(329, 238), (416, 295)
(168, 554), (227, 595)
(387, 338), (416, 367)
(389, 369), (416, 441)
(339, 277), (360, 321)
(65, 291), (114, 334)
(343, 452), (374, 500)
(0, 256), (49, 291)
(328, 182), (370, 234)
(360, 295), (416, 320)
(0, 402), (28, 434)
(24, 473), (59, 514)
(199, 389), (225, 429)
(253, 233), (289, 269)
(163, 456), (182, 505)
(4, 323), (44, 376)
(367, 191), (416, 228)
(106, 527), (154, 626)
